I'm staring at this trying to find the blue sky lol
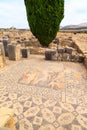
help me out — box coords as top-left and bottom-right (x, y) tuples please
(0, 0), (87, 28)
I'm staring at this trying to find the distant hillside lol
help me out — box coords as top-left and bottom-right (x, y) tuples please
(78, 22), (87, 27)
(61, 22), (87, 30)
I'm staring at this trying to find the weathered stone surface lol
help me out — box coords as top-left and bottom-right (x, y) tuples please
(65, 46), (73, 54)
(0, 48), (2, 55)
(45, 50), (56, 60)
(7, 44), (21, 61)
(49, 42), (57, 49)
(0, 42), (5, 56)
(53, 38), (59, 44)
(21, 47), (30, 58)
(0, 42), (5, 67)
(3, 37), (10, 56)
(30, 47), (46, 55)
(45, 46), (83, 63)
(62, 53), (68, 61)
(78, 54), (84, 63)
(57, 53), (63, 61)
(58, 46), (65, 53)
(84, 55), (87, 68)
(0, 55), (4, 67)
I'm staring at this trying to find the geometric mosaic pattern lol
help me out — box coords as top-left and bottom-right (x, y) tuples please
(0, 55), (87, 130)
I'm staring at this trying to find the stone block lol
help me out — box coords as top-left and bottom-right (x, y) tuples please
(65, 46), (73, 54)
(0, 48), (2, 55)
(0, 42), (5, 56)
(58, 46), (65, 53)
(7, 44), (21, 61)
(49, 42), (57, 49)
(53, 38), (59, 44)
(3, 39), (9, 56)
(74, 55), (79, 62)
(66, 53), (71, 61)
(0, 42), (6, 66)
(45, 50), (56, 60)
(0, 55), (4, 67)
(83, 55), (87, 68)
(62, 53), (68, 61)
(21, 47), (30, 58)
(78, 54), (84, 63)
(70, 51), (78, 62)
(70, 54), (76, 60)
(57, 53), (63, 61)
(30, 47), (46, 55)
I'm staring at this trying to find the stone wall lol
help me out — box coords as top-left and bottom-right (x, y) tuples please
(45, 46), (84, 63)
(84, 54), (87, 69)
(0, 42), (5, 67)
(30, 47), (46, 55)
(72, 36), (87, 69)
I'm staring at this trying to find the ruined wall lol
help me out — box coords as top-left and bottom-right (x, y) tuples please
(0, 42), (5, 67)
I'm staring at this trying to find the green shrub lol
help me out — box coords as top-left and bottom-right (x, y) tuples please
(24, 0), (64, 46)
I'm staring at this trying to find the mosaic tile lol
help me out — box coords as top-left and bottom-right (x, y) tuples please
(0, 56), (87, 129)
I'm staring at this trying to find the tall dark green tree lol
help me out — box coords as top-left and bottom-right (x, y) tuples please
(24, 0), (64, 46)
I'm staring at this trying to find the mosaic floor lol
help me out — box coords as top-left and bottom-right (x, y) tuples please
(0, 55), (87, 130)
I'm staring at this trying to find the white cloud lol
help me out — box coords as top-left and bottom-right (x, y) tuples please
(61, 0), (87, 26)
(0, 0), (29, 28)
(0, 0), (87, 28)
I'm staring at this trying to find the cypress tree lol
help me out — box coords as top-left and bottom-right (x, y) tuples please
(24, 0), (64, 46)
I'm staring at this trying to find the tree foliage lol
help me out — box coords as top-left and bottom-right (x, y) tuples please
(24, 0), (64, 46)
